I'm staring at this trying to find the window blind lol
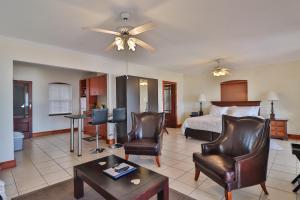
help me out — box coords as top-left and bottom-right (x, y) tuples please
(49, 83), (72, 115)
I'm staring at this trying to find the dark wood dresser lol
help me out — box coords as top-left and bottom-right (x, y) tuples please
(270, 119), (288, 140)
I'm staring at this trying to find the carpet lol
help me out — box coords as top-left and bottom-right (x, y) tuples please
(13, 179), (194, 200)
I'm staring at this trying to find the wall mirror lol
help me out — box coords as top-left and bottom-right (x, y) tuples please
(139, 79), (149, 112)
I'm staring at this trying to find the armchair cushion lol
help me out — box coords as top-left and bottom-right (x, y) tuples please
(193, 152), (235, 182)
(124, 138), (160, 156)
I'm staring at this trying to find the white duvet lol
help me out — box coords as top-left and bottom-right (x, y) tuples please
(182, 115), (222, 134)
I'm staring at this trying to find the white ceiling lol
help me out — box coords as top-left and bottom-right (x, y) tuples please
(1, 0), (300, 74)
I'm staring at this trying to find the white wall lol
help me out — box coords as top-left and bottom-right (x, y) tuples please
(0, 35), (184, 163)
(184, 61), (300, 134)
(13, 62), (96, 133)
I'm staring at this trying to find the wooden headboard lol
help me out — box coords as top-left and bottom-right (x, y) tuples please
(211, 101), (261, 107)
(221, 80), (248, 101)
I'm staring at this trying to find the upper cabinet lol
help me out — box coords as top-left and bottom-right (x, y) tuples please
(89, 75), (107, 96)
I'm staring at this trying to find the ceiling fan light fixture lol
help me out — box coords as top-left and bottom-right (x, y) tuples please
(212, 67), (230, 77)
(212, 59), (231, 77)
(84, 12), (155, 52)
(115, 37), (124, 51)
(127, 38), (136, 51)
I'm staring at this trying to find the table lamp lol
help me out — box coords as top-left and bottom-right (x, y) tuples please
(266, 91), (279, 119)
(198, 94), (207, 116)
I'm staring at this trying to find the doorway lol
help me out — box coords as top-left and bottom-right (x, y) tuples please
(162, 81), (177, 128)
(13, 80), (32, 138)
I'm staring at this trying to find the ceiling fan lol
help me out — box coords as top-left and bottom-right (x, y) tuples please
(83, 12), (155, 52)
(212, 59), (231, 76)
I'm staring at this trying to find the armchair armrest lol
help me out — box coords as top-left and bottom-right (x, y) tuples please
(127, 130), (136, 142)
(201, 136), (223, 155)
(233, 145), (269, 187)
(155, 130), (163, 143)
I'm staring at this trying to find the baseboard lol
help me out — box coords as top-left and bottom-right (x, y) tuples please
(32, 128), (78, 137)
(106, 139), (115, 145)
(288, 134), (300, 140)
(165, 124), (182, 129)
(0, 160), (16, 170)
(176, 124), (182, 128)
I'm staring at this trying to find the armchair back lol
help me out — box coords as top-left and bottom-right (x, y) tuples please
(131, 112), (165, 140)
(219, 115), (269, 157)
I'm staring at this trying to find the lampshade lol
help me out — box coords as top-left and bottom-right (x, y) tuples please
(198, 94), (207, 102)
(266, 91), (279, 101)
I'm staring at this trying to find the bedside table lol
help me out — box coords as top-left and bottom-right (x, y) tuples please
(190, 112), (199, 117)
(270, 119), (288, 140)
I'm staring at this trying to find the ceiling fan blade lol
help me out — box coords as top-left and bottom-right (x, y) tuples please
(128, 22), (155, 35)
(134, 38), (155, 52)
(105, 41), (116, 51)
(83, 27), (121, 36)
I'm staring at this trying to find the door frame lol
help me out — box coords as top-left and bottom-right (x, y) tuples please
(13, 80), (33, 138)
(162, 81), (177, 127)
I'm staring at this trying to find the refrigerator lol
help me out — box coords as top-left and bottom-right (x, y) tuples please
(80, 97), (87, 114)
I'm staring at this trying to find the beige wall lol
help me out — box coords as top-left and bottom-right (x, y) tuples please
(13, 62), (96, 133)
(0, 35), (184, 163)
(184, 61), (300, 134)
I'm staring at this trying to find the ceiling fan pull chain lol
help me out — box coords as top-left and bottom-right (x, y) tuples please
(126, 50), (129, 79)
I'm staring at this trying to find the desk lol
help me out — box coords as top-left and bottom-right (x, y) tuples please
(64, 114), (88, 156)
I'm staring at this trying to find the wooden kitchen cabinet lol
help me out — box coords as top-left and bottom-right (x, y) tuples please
(80, 74), (108, 140)
(89, 75), (107, 96)
(270, 119), (288, 140)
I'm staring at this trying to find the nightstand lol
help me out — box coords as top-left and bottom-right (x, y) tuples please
(270, 119), (288, 140)
(190, 112), (199, 117)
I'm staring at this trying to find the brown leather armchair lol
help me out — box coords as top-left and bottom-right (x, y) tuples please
(193, 115), (270, 200)
(124, 112), (165, 167)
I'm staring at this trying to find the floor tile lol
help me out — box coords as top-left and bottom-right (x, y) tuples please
(0, 129), (297, 200)
(170, 180), (196, 196)
(260, 187), (296, 200)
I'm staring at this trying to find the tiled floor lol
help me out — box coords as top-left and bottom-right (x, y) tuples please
(0, 128), (299, 200)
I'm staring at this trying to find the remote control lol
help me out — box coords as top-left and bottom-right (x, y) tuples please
(115, 166), (129, 173)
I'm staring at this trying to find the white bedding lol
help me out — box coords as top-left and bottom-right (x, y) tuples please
(182, 115), (222, 134)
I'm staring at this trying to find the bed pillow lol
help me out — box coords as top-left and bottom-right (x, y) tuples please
(209, 105), (228, 116)
(228, 106), (260, 117)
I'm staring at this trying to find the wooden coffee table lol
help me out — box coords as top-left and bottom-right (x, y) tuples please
(73, 155), (169, 200)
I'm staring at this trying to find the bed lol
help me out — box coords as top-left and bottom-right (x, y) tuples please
(183, 101), (261, 141)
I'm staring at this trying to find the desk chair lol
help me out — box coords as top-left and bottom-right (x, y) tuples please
(108, 107), (126, 149)
(89, 108), (108, 153)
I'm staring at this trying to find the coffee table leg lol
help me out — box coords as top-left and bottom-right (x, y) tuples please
(74, 172), (84, 199)
(157, 179), (169, 200)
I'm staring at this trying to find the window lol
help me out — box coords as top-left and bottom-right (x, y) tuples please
(48, 83), (72, 115)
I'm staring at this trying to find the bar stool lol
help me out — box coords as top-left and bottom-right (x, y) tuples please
(89, 108), (108, 153)
(108, 107), (126, 149)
